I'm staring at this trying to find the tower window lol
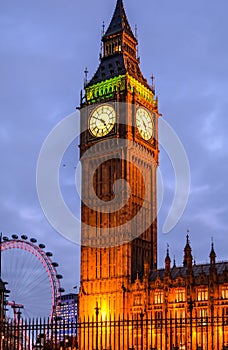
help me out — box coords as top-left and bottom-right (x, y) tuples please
(100, 251), (102, 278)
(222, 287), (228, 299)
(175, 289), (185, 302)
(96, 251), (98, 279)
(134, 294), (142, 306)
(154, 291), (163, 304)
(197, 288), (208, 301)
(198, 308), (208, 325)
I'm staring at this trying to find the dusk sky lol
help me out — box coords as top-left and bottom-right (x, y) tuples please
(1, 0), (228, 303)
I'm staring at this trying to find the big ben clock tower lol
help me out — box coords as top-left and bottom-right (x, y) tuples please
(79, 0), (159, 320)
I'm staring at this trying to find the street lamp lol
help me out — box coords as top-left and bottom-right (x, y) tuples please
(95, 302), (100, 350)
(140, 309), (144, 350)
(188, 297), (195, 350)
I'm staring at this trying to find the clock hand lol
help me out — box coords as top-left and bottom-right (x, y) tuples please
(100, 118), (107, 126)
(142, 119), (147, 129)
(93, 116), (107, 126)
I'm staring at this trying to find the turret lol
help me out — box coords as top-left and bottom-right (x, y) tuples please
(210, 241), (216, 266)
(183, 234), (193, 270)
(209, 241), (217, 281)
(165, 245), (171, 276)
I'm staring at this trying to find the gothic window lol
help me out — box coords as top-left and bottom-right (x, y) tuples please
(108, 249), (111, 277)
(134, 294), (142, 306)
(96, 251), (98, 279)
(100, 251), (102, 278)
(198, 308), (208, 325)
(175, 289), (185, 302)
(222, 287), (228, 299)
(197, 288), (208, 301)
(154, 291), (163, 304)
(109, 248), (115, 277)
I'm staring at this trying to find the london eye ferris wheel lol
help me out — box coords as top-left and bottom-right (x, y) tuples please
(0, 234), (65, 320)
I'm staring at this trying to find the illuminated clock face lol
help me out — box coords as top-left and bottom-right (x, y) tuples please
(89, 105), (116, 137)
(136, 108), (153, 141)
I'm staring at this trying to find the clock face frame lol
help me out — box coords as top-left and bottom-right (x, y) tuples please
(89, 105), (116, 138)
(136, 107), (153, 141)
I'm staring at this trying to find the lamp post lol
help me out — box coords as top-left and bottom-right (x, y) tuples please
(211, 302), (214, 350)
(188, 297), (194, 350)
(140, 309), (144, 350)
(95, 302), (100, 350)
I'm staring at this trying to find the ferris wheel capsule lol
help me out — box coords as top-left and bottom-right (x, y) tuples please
(39, 243), (46, 249)
(46, 252), (53, 257)
(21, 235), (28, 240)
(56, 274), (63, 279)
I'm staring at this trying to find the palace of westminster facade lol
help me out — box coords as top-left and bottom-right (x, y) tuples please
(78, 0), (228, 348)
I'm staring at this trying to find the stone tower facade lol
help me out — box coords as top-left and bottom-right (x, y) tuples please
(79, 0), (159, 320)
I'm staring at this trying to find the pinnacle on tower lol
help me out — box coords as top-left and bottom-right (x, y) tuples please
(165, 244), (170, 261)
(165, 244), (171, 273)
(103, 0), (136, 40)
(84, 0), (154, 91)
(183, 233), (193, 269)
(210, 241), (216, 265)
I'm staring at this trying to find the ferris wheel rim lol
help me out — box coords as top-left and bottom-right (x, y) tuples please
(1, 236), (62, 318)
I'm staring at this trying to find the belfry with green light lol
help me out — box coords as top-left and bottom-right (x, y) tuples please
(81, 0), (158, 109)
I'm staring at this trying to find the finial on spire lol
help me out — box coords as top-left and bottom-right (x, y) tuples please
(103, 0), (136, 40)
(186, 229), (190, 244)
(167, 243), (170, 256)
(151, 74), (155, 93)
(135, 25), (140, 61)
(210, 238), (216, 256)
(84, 67), (89, 87)
(135, 25), (138, 39)
(100, 22), (105, 59)
(211, 237), (214, 250)
(102, 21), (105, 36)
(173, 255), (176, 268)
